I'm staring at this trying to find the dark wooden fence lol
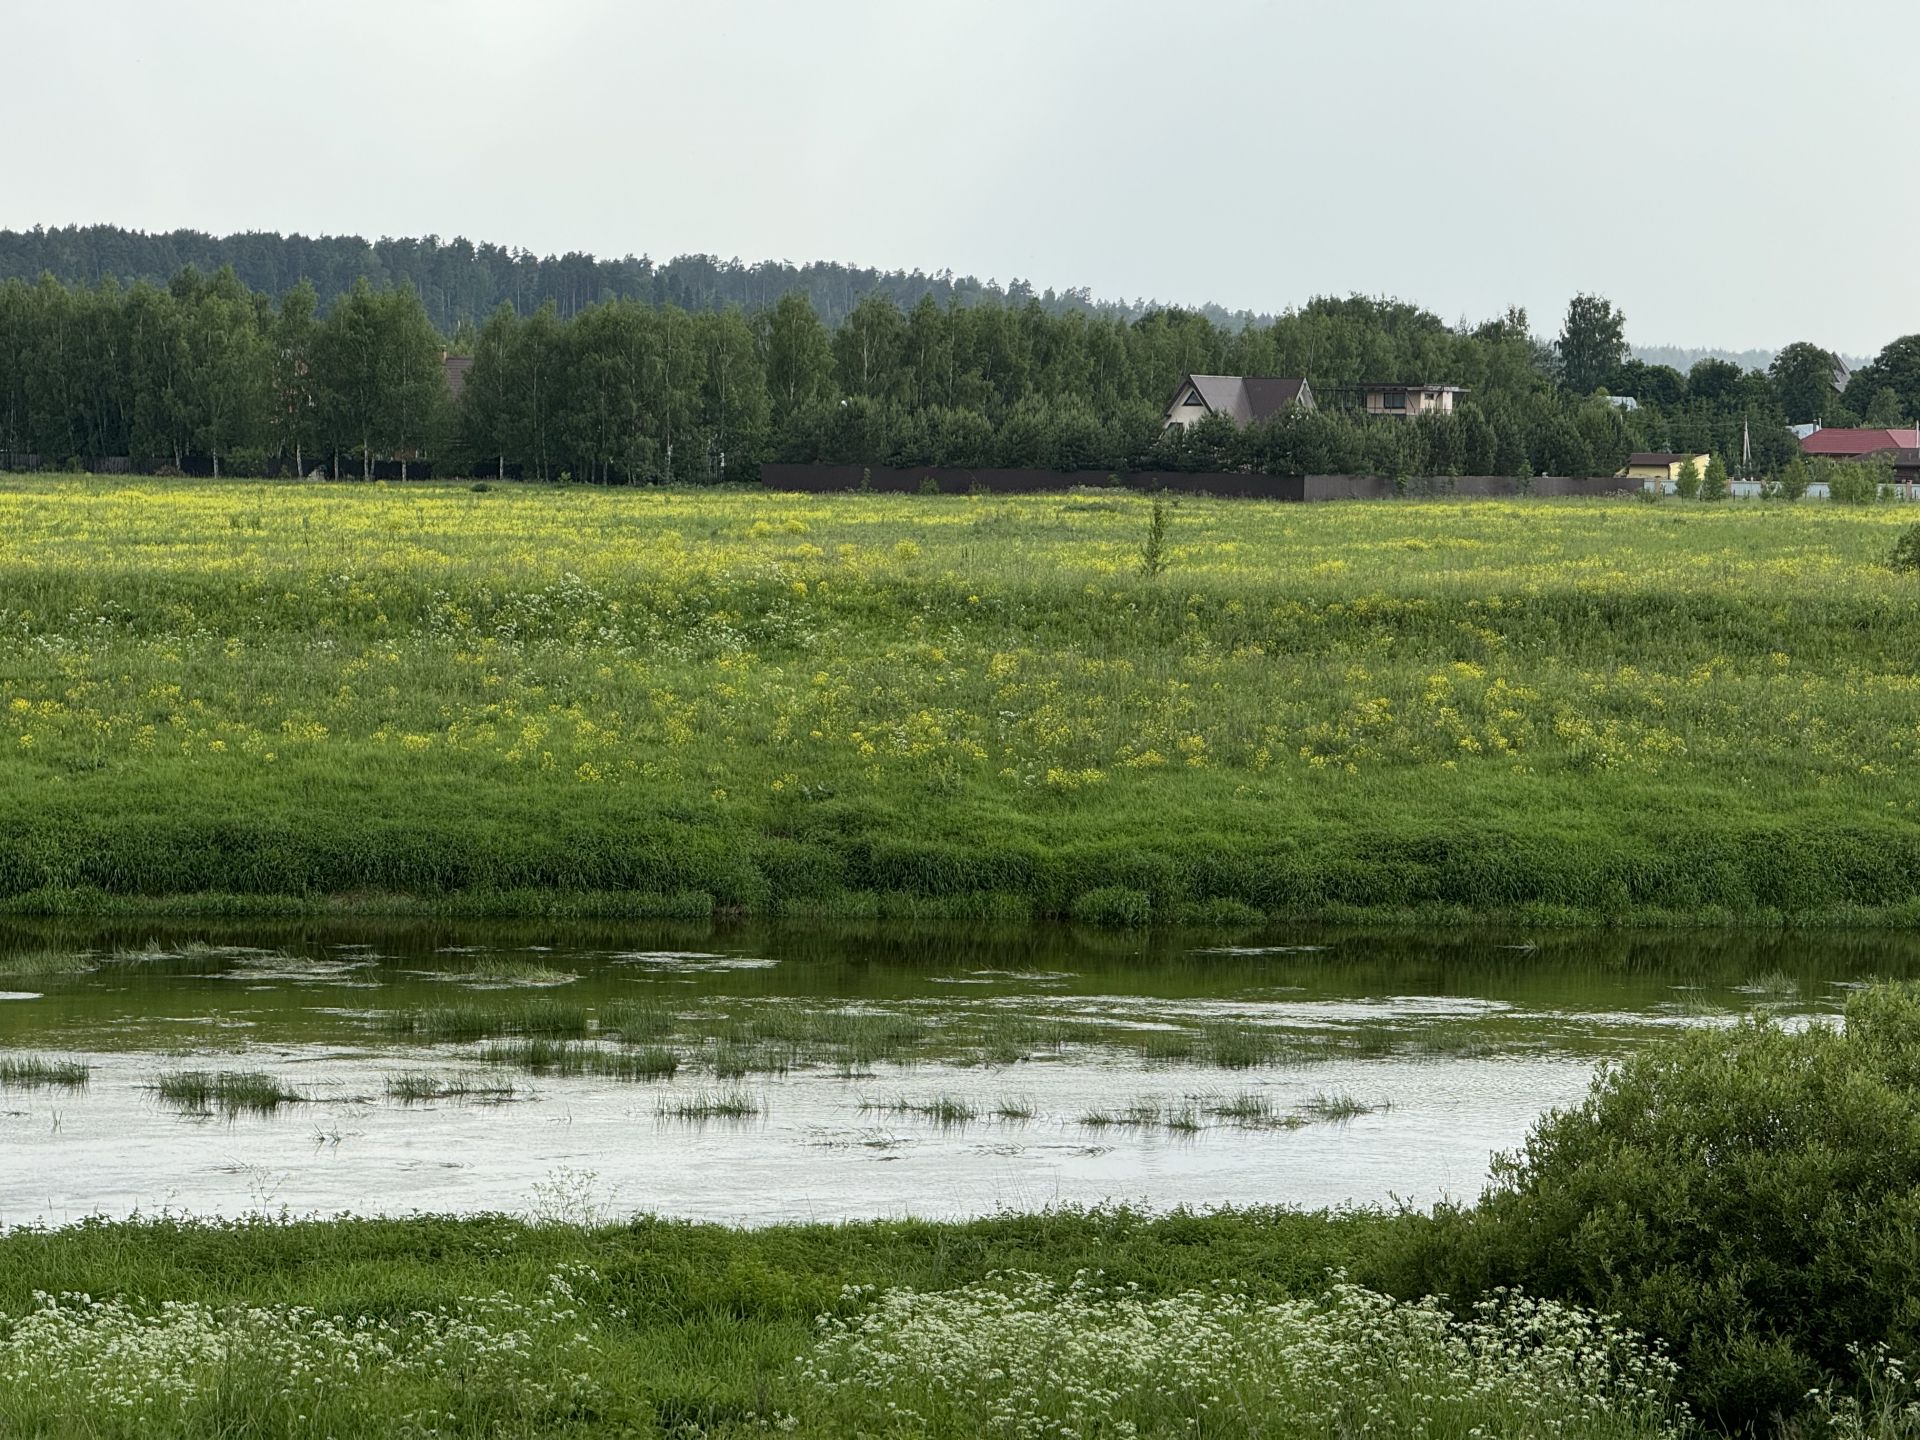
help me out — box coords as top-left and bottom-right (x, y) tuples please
(760, 465), (1633, 501)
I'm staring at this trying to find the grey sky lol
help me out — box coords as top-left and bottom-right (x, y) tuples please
(6, 0), (1914, 355)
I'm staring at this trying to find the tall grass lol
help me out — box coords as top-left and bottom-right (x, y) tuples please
(0, 1055), (90, 1089)
(381, 1001), (592, 1043)
(0, 1208), (1401, 1439)
(153, 1070), (301, 1115)
(5, 481), (1920, 924)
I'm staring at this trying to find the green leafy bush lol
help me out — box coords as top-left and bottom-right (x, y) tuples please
(1377, 983), (1920, 1432)
(1891, 523), (1920, 572)
(1827, 461), (1887, 505)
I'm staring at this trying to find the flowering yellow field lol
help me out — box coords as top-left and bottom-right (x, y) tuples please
(3, 477), (1917, 922)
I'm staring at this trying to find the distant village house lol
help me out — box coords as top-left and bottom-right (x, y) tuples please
(1162, 375), (1315, 431)
(1795, 426), (1920, 460)
(1360, 383), (1468, 419)
(1620, 452), (1712, 486)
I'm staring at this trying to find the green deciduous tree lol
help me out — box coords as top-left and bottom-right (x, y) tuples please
(762, 293), (834, 426)
(1555, 294), (1627, 395)
(1768, 341), (1841, 424)
(1845, 334), (1920, 421)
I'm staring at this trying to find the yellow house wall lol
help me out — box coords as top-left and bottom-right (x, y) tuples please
(1622, 455), (1713, 486)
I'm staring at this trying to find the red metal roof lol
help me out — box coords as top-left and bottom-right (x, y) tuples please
(1799, 427), (1920, 456)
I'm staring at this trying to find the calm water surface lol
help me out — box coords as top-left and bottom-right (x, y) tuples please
(0, 921), (1909, 1227)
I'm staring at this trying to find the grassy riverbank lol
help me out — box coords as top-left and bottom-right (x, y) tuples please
(0, 1207), (1653, 1439)
(5, 477), (1920, 924)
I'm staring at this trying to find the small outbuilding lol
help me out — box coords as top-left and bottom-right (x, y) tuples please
(1619, 451), (1712, 485)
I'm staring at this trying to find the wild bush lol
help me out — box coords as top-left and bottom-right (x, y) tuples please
(1375, 983), (1920, 1432)
(1828, 464), (1884, 505)
(1891, 523), (1920, 572)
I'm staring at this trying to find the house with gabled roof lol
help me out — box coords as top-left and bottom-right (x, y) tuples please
(1163, 374), (1315, 432)
(1798, 426), (1920, 459)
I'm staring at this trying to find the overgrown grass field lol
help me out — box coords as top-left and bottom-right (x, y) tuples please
(0, 1207), (1665, 1440)
(5, 477), (1919, 923)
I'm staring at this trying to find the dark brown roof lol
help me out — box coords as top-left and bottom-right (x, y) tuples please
(1240, 377), (1310, 422)
(444, 354), (474, 398)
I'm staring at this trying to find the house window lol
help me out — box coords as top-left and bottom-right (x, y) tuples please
(1383, 390), (1406, 411)
(1182, 390), (1205, 406)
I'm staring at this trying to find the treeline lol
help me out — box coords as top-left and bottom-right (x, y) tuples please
(0, 224), (1269, 335)
(3, 264), (1915, 485)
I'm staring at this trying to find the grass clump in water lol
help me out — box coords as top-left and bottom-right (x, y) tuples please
(479, 1038), (592, 1076)
(712, 1040), (795, 1078)
(862, 1095), (978, 1126)
(591, 1047), (680, 1082)
(446, 958), (579, 987)
(1081, 1099), (1202, 1134)
(1202, 1024), (1292, 1069)
(0, 1055), (90, 1089)
(1299, 1091), (1390, 1122)
(382, 1000), (592, 1044)
(0, 950), (93, 979)
(659, 1089), (760, 1120)
(599, 1000), (678, 1044)
(1203, 1091), (1305, 1128)
(1140, 1028), (1199, 1063)
(155, 1070), (302, 1115)
(383, 1072), (517, 1104)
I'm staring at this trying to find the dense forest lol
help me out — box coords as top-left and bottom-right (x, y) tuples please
(0, 225), (1271, 335)
(2, 261), (1916, 485)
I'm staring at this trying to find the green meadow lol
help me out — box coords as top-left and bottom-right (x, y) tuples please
(4, 476), (1920, 924)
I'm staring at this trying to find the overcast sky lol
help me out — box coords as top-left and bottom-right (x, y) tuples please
(6, 0), (1914, 355)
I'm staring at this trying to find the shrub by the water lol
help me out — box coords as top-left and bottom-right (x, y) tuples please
(1376, 981), (1920, 1433)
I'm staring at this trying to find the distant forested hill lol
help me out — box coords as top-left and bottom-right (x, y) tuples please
(1632, 344), (1779, 375)
(0, 224), (1271, 335)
